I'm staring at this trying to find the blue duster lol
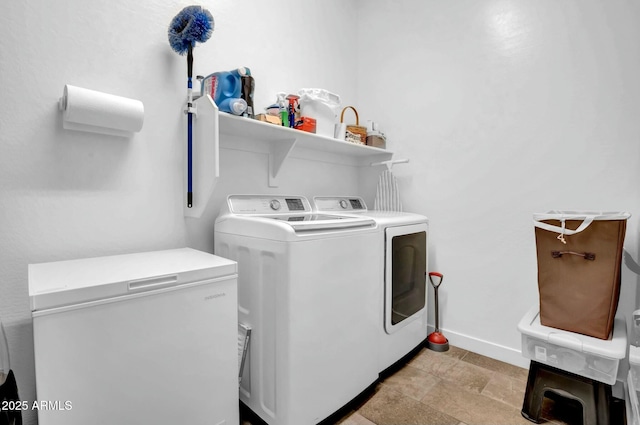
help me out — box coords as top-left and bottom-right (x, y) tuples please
(168, 5), (214, 208)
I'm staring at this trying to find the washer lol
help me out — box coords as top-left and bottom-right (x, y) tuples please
(214, 195), (380, 425)
(314, 196), (429, 373)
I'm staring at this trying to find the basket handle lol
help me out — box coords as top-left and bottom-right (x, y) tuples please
(551, 251), (596, 261)
(340, 106), (359, 125)
(533, 216), (596, 242)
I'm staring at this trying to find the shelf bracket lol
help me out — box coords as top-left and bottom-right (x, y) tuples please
(268, 139), (296, 187)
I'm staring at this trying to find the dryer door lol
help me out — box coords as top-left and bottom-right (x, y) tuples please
(385, 224), (427, 334)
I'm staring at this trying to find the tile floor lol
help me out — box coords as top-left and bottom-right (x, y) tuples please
(241, 345), (623, 425)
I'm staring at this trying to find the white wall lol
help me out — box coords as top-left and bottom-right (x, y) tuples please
(0, 1), (360, 423)
(356, 0), (640, 366)
(2, 1), (640, 423)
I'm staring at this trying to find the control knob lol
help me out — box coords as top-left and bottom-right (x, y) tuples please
(269, 200), (281, 211)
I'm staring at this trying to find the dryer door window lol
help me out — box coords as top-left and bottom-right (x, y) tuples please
(385, 225), (427, 334)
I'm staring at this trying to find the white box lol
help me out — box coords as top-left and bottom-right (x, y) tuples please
(627, 345), (640, 425)
(518, 306), (627, 385)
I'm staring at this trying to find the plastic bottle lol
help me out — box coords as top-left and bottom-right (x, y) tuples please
(298, 88), (341, 137)
(218, 98), (248, 115)
(201, 67), (250, 107)
(286, 94), (300, 128)
(277, 92), (288, 127)
(238, 68), (255, 119)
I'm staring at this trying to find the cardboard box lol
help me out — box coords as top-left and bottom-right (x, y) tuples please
(295, 117), (316, 133)
(256, 114), (282, 125)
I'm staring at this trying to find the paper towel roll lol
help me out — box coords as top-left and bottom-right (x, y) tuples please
(59, 85), (144, 137)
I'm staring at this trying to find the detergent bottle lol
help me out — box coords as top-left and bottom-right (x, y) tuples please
(201, 67), (251, 107)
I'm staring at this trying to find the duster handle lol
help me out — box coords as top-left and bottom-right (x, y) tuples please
(187, 45), (194, 79)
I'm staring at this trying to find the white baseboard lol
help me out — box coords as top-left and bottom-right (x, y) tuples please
(428, 324), (530, 369)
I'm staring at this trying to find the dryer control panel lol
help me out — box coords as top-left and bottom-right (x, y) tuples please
(314, 196), (368, 213)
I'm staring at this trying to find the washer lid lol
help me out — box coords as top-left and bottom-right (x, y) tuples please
(264, 213), (375, 232)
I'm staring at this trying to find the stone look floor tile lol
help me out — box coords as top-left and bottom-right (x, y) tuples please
(336, 411), (377, 425)
(381, 364), (441, 401)
(439, 345), (469, 360)
(461, 351), (529, 383)
(407, 348), (461, 376)
(410, 348), (493, 394)
(358, 385), (459, 425)
(481, 372), (527, 409)
(243, 346), (596, 425)
(436, 360), (493, 393)
(420, 379), (533, 425)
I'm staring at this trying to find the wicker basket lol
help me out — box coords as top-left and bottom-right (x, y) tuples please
(340, 106), (367, 145)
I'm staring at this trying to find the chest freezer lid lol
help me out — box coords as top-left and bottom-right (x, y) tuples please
(517, 306), (627, 359)
(28, 248), (237, 312)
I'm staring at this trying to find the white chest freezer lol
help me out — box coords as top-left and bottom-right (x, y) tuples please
(29, 248), (238, 425)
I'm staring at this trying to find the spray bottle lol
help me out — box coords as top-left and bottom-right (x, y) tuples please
(286, 94), (300, 129)
(277, 92), (288, 127)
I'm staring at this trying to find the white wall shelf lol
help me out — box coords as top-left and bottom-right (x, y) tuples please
(218, 112), (394, 187)
(186, 100), (394, 217)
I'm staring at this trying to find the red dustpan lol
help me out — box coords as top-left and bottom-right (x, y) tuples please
(427, 272), (449, 352)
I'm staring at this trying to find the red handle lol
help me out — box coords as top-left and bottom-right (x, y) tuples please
(428, 272), (444, 288)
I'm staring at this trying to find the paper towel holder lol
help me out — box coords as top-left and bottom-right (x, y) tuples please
(58, 95), (67, 112)
(58, 84), (145, 138)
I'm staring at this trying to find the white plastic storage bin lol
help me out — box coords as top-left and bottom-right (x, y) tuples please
(518, 306), (627, 385)
(627, 345), (640, 425)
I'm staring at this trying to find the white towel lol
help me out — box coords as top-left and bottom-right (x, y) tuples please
(373, 170), (403, 212)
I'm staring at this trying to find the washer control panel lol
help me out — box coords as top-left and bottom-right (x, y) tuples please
(314, 196), (367, 212)
(228, 195), (311, 214)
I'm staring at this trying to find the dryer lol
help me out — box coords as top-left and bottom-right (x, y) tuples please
(314, 196), (429, 373)
(214, 195), (380, 425)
